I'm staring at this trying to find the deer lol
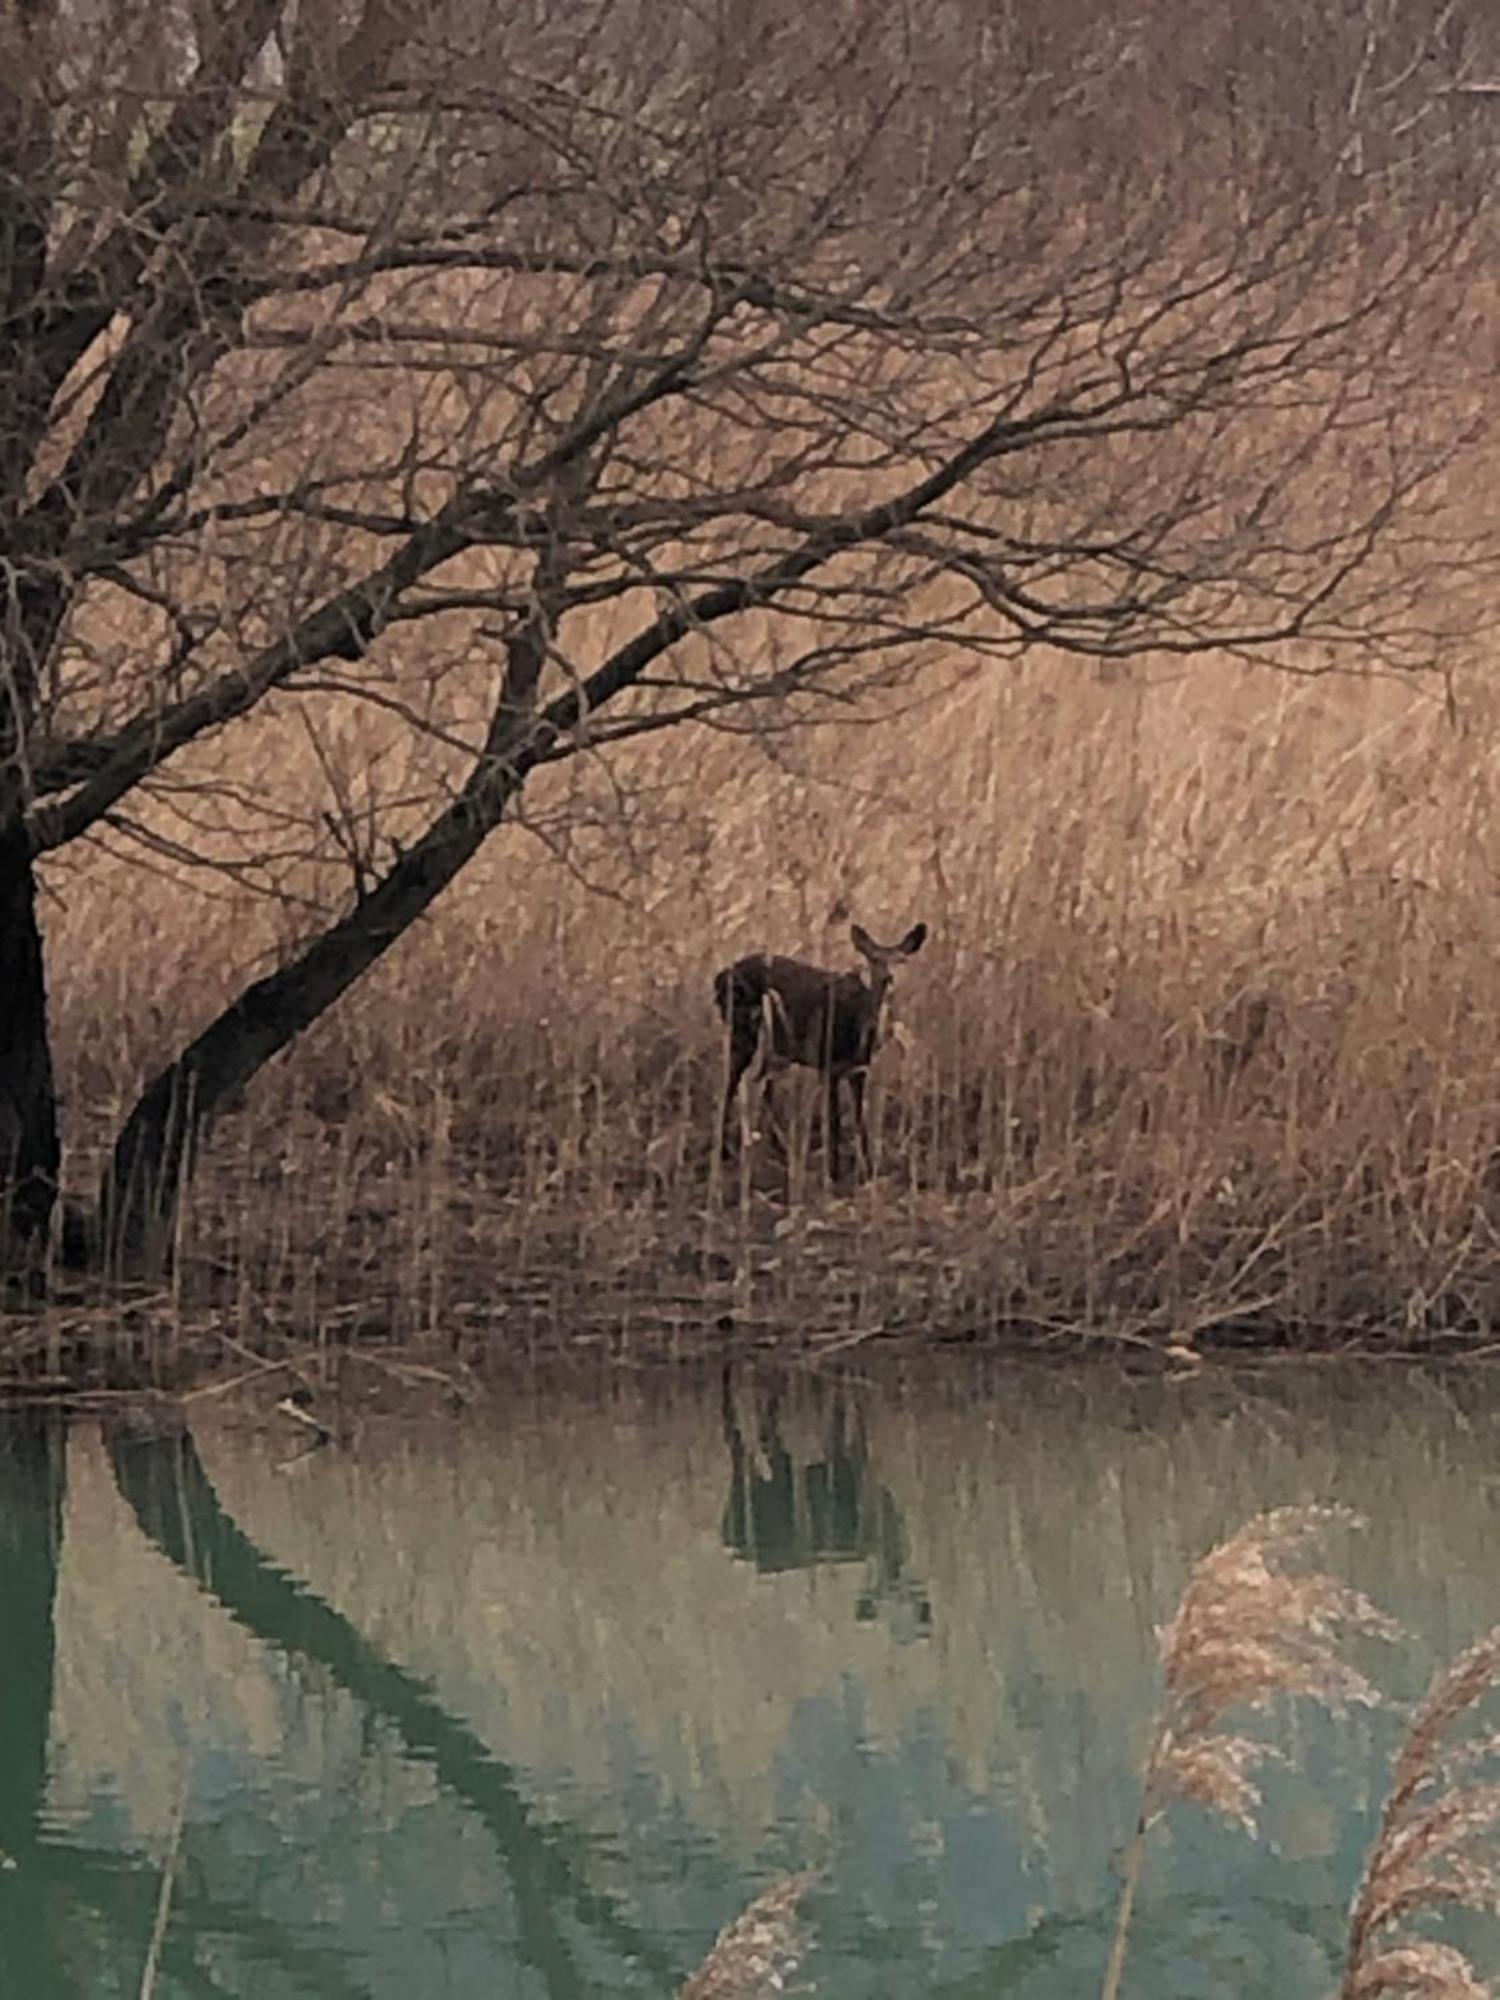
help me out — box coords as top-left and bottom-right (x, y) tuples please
(713, 921), (927, 1181)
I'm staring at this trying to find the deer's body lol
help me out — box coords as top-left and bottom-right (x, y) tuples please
(713, 922), (927, 1179)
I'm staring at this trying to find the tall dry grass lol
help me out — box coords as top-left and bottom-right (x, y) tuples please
(1102, 1505), (1395, 2000)
(34, 631), (1500, 1362)
(1101, 1509), (1500, 2000)
(1341, 1627), (1500, 1999)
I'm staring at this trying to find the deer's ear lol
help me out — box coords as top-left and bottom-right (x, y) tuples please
(850, 924), (876, 958)
(900, 922), (928, 955)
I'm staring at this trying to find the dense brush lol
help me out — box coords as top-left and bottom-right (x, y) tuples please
(35, 646), (1500, 1355)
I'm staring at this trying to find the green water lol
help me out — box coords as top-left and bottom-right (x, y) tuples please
(5, 1362), (1500, 1997)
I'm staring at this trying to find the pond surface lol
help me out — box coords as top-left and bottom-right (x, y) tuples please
(5, 1360), (1500, 1998)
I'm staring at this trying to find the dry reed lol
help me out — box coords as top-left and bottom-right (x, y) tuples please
(1103, 1505), (1396, 2000)
(1341, 1627), (1500, 2000)
(676, 1870), (820, 2000)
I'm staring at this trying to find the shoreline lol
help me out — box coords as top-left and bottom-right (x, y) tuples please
(5, 1268), (1500, 1400)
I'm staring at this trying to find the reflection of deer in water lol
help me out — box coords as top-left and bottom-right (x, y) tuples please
(719, 1369), (931, 1634)
(713, 922), (927, 1180)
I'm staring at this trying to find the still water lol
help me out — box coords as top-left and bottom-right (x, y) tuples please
(4, 1361), (1500, 1998)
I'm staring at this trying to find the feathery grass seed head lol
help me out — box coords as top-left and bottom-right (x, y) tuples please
(678, 1870), (820, 2000)
(1342, 1626), (1500, 2000)
(1151, 1506), (1395, 1831)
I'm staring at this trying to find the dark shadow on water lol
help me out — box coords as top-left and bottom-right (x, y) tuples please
(104, 1420), (675, 1998)
(0, 1412), (386, 1996)
(0, 1409), (68, 1991)
(719, 1367), (932, 1633)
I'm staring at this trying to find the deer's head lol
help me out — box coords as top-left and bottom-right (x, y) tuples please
(850, 921), (927, 1002)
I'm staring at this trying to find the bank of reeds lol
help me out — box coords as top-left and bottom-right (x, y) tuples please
(32, 646), (1500, 1366)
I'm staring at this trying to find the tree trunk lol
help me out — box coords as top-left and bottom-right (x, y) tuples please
(100, 779), (511, 1266)
(0, 827), (59, 1262)
(99, 554), (577, 1267)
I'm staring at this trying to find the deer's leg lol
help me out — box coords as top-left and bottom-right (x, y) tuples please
(761, 1074), (789, 1160)
(825, 1071), (845, 1186)
(720, 1037), (756, 1160)
(847, 1069), (872, 1180)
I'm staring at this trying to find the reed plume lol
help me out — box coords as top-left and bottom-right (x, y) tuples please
(677, 1869), (820, 2000)
(1341, 1626), (1500, 2000)
(1102, 1505), (1396, 2000)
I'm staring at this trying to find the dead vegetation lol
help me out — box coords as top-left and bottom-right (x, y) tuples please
(21, 635), (1500, 1374)
(2, 3), (1497, 1365)
(1106, 1508), (1500, 1999)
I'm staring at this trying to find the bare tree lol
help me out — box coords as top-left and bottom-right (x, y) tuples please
(0, 0), (1486, 1267)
